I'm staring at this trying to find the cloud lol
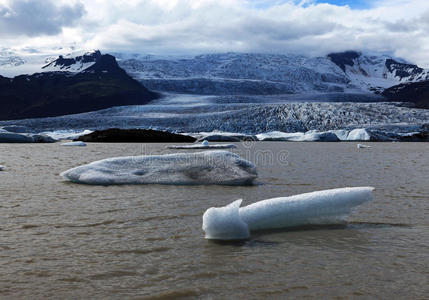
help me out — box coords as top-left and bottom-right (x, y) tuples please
(2, 0), (429, 66)
(0, 0), (85, 37)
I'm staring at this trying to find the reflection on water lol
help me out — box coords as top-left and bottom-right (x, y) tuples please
(0, 142), (428, 299)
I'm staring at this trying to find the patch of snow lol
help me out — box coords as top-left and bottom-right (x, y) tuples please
(60, 150), (257, 186)
(203, 187), (374, 240)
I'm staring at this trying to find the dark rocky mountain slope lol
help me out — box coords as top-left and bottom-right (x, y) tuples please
(0, 53), (159, 121)
(382, 80), (429, 109)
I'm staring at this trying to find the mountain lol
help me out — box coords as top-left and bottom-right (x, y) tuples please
(0, 53), (159, 121)
(382, 80), (429, 109)
(327, 51), (429, 93)
(1, 49), (428, 97)
(116, 52), (349, 95)
(42, 50), (101, 72)
(114, 51), (429, 95)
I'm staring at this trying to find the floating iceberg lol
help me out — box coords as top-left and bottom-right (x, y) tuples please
(61, 141), (87, 147)
(357, 144), (371, 149)
(61, 150), (257, 185)
(203, 187), (374, 240)
(0, 165), (4, 171)
(167, 142), (236, 149)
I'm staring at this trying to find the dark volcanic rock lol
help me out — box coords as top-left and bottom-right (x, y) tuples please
(76, 128), (196, 143)
(0, 53), (159, 121)
(382, 80), (429, 109)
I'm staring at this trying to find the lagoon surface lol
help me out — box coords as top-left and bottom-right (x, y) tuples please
(0, 142), (428, 299)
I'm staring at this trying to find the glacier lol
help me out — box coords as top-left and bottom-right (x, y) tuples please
(203, 187), (374, 240)
(60, 150), (257, 185)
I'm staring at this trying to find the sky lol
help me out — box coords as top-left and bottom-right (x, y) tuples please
(1, 0), (429, 67)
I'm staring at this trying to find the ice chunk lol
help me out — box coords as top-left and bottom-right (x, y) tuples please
(347, 128), (371, 141)
(0, 165), (4, 171)
(202, 140), (209, 146)
(41, 129), (93, 140)
(357, 144), (371, 149)
(202, 187), (374, 240)
(256, 131), (339, 142)
(61, 150), (257, 185)
(256, 131), (304, 141)
(167, 143), (236, 149)
(203, 199), (250, 240)
(61, 141), (87, 147)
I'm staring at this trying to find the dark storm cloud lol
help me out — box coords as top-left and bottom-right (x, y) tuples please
(0, 0), (85, 37)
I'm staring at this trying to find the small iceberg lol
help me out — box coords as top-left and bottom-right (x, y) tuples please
(61, 150), (257, 185)
(0, 165), (4, 171)
(167, 140), (236, 150)
(203, 187), (374, 240)
(61, 141), (87, 147)
(357, 144), (371, 149)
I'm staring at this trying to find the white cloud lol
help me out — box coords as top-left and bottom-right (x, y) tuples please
(2, 0), (429, 66)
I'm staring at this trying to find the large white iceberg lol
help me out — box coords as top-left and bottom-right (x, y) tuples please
(203, 187), (374, 240)
(61, 150), (257, 185)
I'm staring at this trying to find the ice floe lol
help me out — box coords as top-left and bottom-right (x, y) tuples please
(167, 141), (236, 149)
(357, 144), (371, 149)
(61, 150), (257, 185)
(203, 187), (374, 240)
(61, 141), (87, 147)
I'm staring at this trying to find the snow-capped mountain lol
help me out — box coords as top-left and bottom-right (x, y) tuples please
(41, 50), (101, 72)
(0, 48), (100, 77)
(328, 51), (429, 93)
(114, 51), (429, 95)
(1, 48), (428, 95)
(116, 52), (349, 94)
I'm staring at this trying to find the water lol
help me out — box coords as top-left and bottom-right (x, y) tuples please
(0, 142), (428, 299)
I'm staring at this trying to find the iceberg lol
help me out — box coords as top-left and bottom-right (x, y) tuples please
(0, 165), (4, 171)
(357, 144), (371, 149)
(61, 150), (257, 185)
(203, 187), (374, 240)
(346, 128), (371, 141)
(61, 141), (87, 147)
(167, 142), (236, 149)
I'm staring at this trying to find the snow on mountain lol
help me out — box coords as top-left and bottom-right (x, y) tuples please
(117, 52), (350, 94)
(327, 51), (429, 93)
(41, 50), (101, 72)
(0, 48), (100, 77)
(115, 51), (429, 95)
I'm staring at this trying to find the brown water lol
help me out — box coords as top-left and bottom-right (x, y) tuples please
(0, 142), (428, 299)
